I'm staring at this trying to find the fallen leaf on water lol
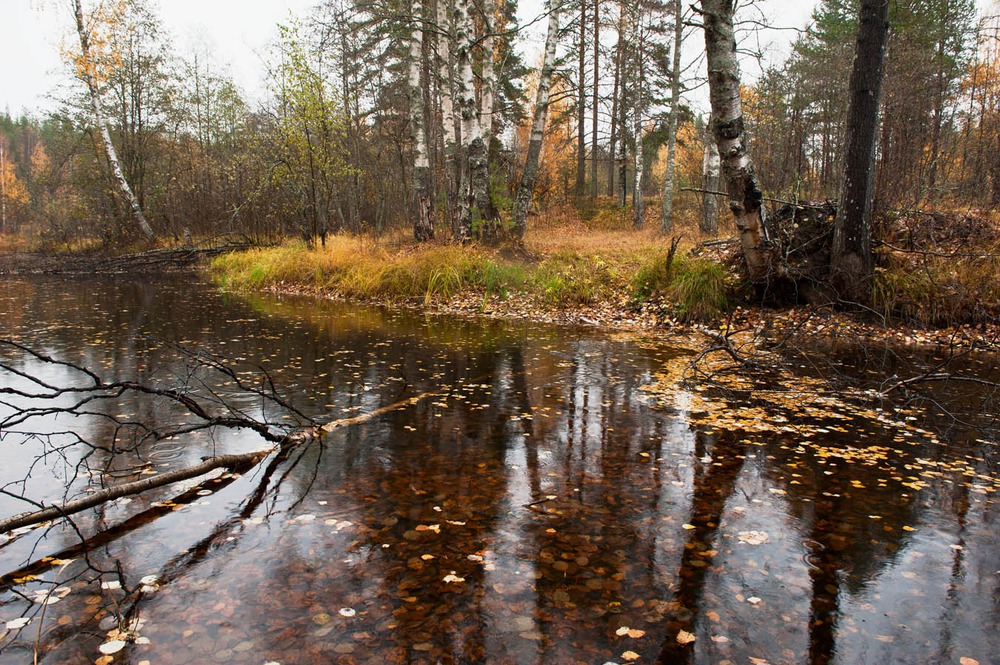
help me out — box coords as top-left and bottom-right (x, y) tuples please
(443, 572), (465, 583)
(747, 597), (762, 605)
(5, 617), (30, 630)
(98, 639), (127, 654)
(615, 626), (630, 637)
(622, 650), (641, 661)
(676, 630), (696, 644)
(338, 608), (357, 617)
(682, 524), (696, 530)
(959, 658), (979, 665)
(627, 629), (646, 638)
(420, 554), (436, 561)
(711, 635), (729, 643)
(738, 531), (769, 545)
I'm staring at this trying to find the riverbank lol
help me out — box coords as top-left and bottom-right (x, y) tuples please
(207, 213), (1000, 354)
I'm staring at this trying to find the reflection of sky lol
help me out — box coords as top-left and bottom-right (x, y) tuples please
(1, 276), (997, 665)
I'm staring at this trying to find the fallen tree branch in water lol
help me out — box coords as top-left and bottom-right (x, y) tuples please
(878, 372), (1000, 397)
(0, 450), (274, 534)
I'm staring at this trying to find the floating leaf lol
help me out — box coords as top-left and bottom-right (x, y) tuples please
(747, 596), (762, 605)
(5, 617), (30, 630)
(960, 658), (980, 665)
(622, 650), (641, 661)
(99, 639), (127, 655)
(676, 630), (696, 644)
(738, 531), (769, 545)
(443, 572), (465, 583)
(338, 607), (356, 618)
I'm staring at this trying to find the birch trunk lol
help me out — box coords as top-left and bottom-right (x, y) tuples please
(409, 0), (434, 241)
(475, 2), (503, 241)
(701, 117), (721, 234)
(453, 0), (498, 241)
(73, 0), (155, 242)
(632, 8), (646, 229)
(575, 0), (587, 197)
(659, 0), (684, 234)
(436, 0), (458, 236)
(512, 0), (561, 238)
(590, 0), (599, 198)
(831, 0), (890, 300)
(701, 0), (770, 280)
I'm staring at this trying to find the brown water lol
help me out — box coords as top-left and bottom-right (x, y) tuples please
(0, 276), (997, 665)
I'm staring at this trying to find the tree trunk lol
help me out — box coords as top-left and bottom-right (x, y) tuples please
(632, 6), (646, 229)
(513, 0), (561, 238)
(700, 117), (721, 234)
(436, 0), (458, 237)
(701, 0), (770, 280)
(73, 0), (155, 243)
(831, 0), (890, 301)
(576, 0), (587, 198)
(607, 4), (624, 198)
(659, 0), (684, 234)
(454, 0), (498, 242)
(590, 0), (600, 198)
(409, 0), (434, 241)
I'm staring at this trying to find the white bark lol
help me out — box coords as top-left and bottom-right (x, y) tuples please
(409, 0), (434, 240)
(73, 0), (155, 242)
(632, 7), (646, 229)
(659, 0), (684, 234)
(701, 117), (721, 234)
(701, 0), (771, 279)
(479, 24), (496, 143)
(513, 0), (561, 237)
(436, 0), (457, 154)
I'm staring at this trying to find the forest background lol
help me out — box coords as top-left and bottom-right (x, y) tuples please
(1, 0), (998, 329)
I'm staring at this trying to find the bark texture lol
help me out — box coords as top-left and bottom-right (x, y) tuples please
(659, 0), (685, 234)
(409, 0), (434, 241)
(701, 118), (721, 234)
(831, 0), (891, 300)
(701, 0), (771, 279)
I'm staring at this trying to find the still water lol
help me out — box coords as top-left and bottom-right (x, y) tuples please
(0, 275), (997, 665)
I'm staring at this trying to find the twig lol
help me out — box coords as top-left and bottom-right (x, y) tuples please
(878, 373), (1000, 397)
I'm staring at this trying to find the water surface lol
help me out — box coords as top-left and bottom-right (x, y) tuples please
(0, 276), (996, 665)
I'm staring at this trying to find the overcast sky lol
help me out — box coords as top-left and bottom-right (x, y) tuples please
(0, 0), (991, 117)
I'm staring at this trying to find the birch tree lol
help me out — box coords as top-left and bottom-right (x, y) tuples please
(512, 0), (560, 238)
(701, 0), (772, 280)
(71, 0), (156, 242)
(409, 0), (434, 240)
(435, 0), (461, 239)
(453, 0), (498, 241)
(700, 117), (721, 234)
(659, 0), (685, 234)
(632, 5), (648, 229)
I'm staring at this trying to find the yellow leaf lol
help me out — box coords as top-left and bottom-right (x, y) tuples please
(622, 650), (641, 661)
(676, 630), (696, 644)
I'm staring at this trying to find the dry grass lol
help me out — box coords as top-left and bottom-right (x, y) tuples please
(210, 198), (735, 321)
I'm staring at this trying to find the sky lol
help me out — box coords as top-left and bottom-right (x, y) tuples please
(0, 0), (992, 118)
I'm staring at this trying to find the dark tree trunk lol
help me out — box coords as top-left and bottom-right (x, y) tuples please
(831, 0), (891, 301)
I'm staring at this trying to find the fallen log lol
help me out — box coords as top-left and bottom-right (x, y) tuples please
(0, 450), (272, 535)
